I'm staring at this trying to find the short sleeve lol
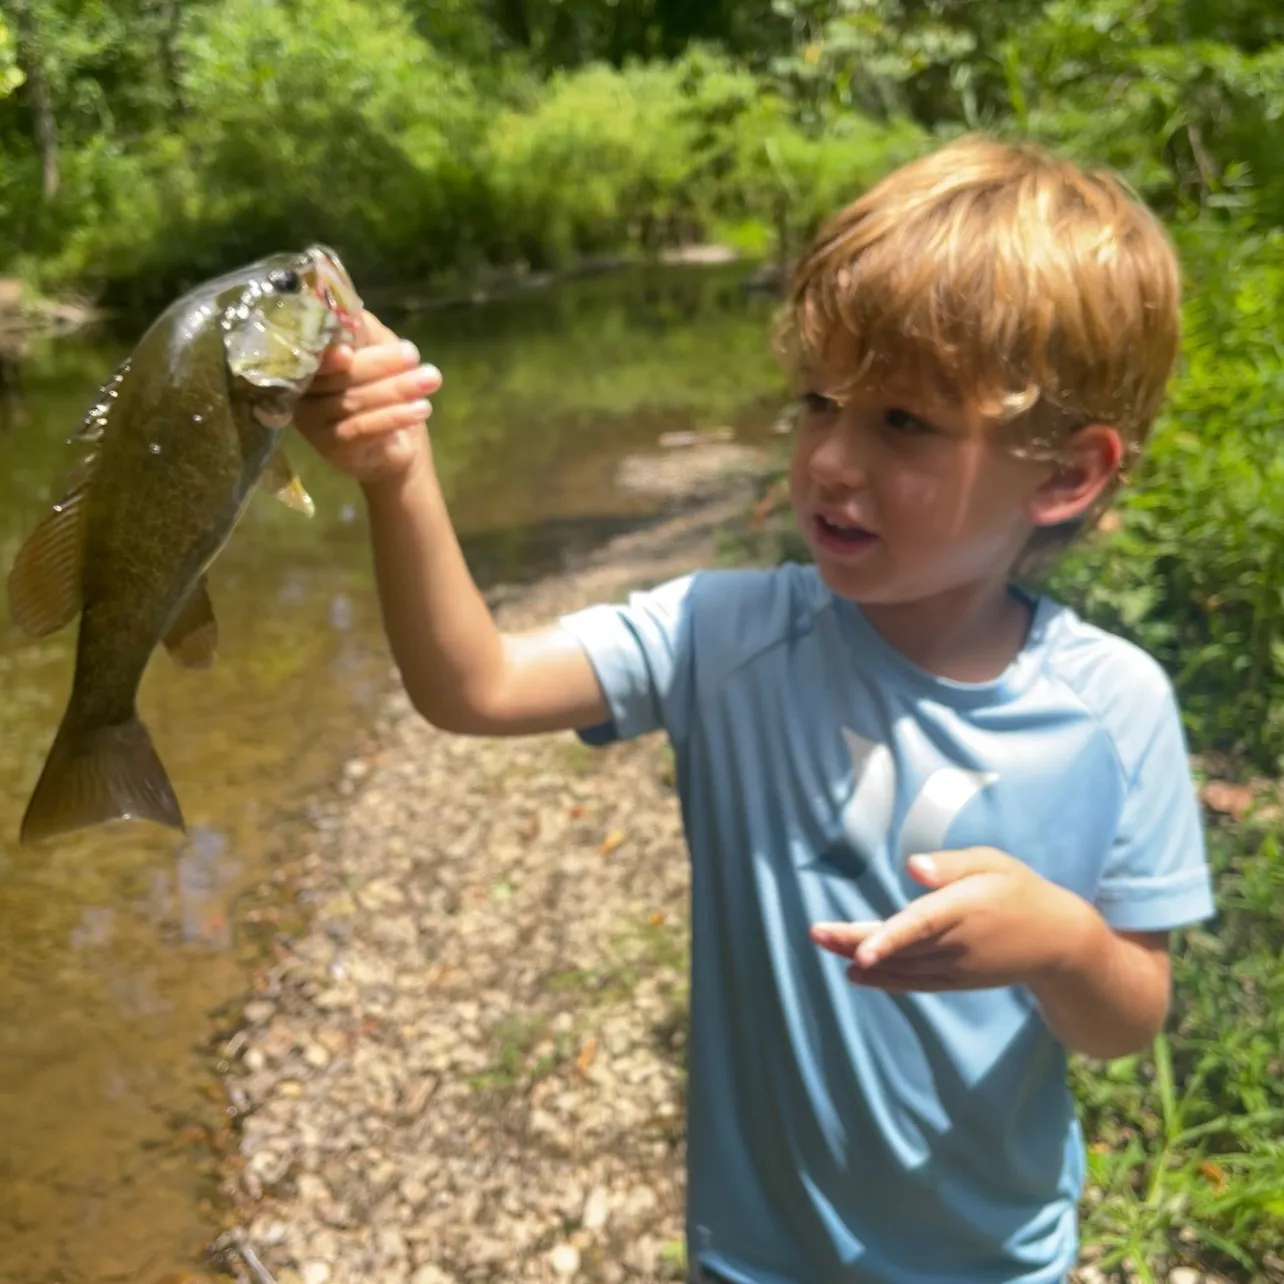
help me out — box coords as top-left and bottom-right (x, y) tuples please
(1095, 691), (1215, 932)
(558, 573), (698, 747)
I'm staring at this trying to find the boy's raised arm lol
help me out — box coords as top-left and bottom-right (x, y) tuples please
(294, 314), (610, 737)
(361, 453), (610, 735)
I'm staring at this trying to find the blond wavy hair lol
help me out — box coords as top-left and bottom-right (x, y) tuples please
(777, 133), (1182, 575)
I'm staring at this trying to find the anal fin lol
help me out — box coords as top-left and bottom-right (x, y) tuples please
(258, 444), (315, 517)
(163, 575), (219, 669)
(20, 712), (185, 846)
(6, 487), (89, 637)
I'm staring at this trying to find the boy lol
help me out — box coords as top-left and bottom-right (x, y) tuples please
(293, 134), (1216, 1283)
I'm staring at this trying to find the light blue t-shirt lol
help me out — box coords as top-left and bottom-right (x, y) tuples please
(560, 562), (1215, 1284)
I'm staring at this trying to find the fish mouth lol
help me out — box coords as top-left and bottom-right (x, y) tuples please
(306, 245), (364, 338)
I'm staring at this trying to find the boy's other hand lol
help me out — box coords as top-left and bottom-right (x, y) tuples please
(295, 310), (441, 485)
(810, 847), (1099, 992)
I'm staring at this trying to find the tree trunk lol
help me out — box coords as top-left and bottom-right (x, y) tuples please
(12, 0), (58, 200)
(155, 0), (185, 117)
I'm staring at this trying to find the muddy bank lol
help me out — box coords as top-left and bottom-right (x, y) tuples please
(0, 277), (99, 341)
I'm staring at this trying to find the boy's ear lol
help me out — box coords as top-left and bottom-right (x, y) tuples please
(1026, 424), (1122, 527)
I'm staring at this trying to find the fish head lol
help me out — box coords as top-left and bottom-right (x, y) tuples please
(221, 245), (365, 396)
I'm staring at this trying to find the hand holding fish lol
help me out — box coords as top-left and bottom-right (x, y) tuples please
(293, 310), (442, 486)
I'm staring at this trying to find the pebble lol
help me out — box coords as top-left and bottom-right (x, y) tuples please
(549, 1243), (581, 1277)
(582, 1186), (610, 1231)
(411, 1268), (457, 1284)
(301, 1263), (331, 1284)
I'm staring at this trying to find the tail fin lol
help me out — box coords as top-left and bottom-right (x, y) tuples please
(20, 712), (185, 846)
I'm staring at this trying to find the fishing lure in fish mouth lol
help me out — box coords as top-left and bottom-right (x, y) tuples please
(6, 245), (365, 847)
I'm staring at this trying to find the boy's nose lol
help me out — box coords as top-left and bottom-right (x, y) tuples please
(808, 424), (866, 489)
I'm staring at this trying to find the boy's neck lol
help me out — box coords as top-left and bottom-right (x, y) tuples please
(858, 577), (1033, 684)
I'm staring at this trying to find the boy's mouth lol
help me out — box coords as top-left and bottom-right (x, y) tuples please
(813, 512), (876, 555)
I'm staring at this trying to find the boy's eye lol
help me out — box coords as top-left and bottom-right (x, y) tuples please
(799, 391), (840, 417)
(884, 407), (933, 435)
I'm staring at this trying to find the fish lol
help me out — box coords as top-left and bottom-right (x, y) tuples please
(6, 244), (363, 846)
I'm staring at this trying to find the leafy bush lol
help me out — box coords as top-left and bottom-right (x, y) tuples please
(1073, 811), (1284, 1278)
(1047, 223), (1284, 772)
(483, 58), (706, 268)
(28, 0), (491, 305)
(15, 24), (923, 306)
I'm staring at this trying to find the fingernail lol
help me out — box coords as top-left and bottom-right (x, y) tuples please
(909, 855), (937, 878)
(399, 340), (420, 364)
(415, 363), (440, 388)
(406, 399), (431, 417)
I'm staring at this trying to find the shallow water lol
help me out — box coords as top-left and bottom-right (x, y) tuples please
(0, 262), (784, 1283)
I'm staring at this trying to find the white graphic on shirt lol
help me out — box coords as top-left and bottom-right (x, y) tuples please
(840, 728), (998, 866)
(898, 764), (999, 860)
(841, 728), (897, 839)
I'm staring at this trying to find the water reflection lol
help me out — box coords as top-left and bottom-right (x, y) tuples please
(0, 261), (784, 1283)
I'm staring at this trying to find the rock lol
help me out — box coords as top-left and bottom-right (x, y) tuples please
(581, 1186), (610, 1231)
(303, 1042), (330, 1069)
(301, 1263), (331, 1284)
(411, 1267), (457, 1284)
(400, 1176), (429, 1208)
(1167, 1272), (1202, 1284)
(244, 1000), (275, 1024)
(548, 1243), (581, 1277)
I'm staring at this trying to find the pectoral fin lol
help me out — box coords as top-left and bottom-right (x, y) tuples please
(163, 575), (219, 669)
(258, 446), (315, 517)
(6, 487), (89, 637)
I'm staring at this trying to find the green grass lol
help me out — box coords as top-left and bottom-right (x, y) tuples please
(1072, 812), (1284, 1278)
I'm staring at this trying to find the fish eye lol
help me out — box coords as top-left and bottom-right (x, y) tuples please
(267, 268), (301, 293)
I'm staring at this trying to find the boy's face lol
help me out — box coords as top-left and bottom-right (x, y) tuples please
(787, 374), (1062, 607)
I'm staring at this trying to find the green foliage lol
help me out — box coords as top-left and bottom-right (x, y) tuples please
(0, 0), (939, 304)
(1047, 223), (1284, 772)
(484, 57), (705, 268)
(1071, 814), (1284, 1276)
(765, 0), (1284, 223)
(482, 48), (923, 270)
(20, 0), (493, 302)
(0, 16), (24, 98)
